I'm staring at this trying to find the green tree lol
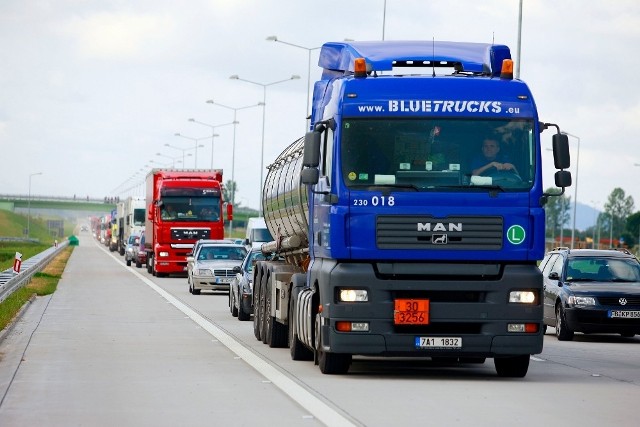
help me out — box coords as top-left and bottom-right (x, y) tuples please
(544, 188), (571, 241)
(223, 180), (238, 204)
(604, 187), (634, 244)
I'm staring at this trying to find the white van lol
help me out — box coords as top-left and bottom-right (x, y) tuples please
(245, 217), (273, 249)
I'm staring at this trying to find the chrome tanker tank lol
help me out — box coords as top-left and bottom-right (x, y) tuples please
(261, 137), (309, 254)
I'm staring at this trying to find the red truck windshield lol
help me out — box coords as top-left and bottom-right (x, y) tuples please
(159, 196), (220, 222)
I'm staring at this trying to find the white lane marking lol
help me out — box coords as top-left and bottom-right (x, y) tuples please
(105, 248), (357, 427)
(530, 356), (545, 362)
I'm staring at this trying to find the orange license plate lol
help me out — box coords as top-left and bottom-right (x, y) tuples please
(394, 299), (430, 325)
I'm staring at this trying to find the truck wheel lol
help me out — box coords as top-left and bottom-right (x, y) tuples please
(265, 276), (287, 348)
(119, 247), (125, 256)
(315, 313), (351, 374)
(253, 267), (263, 340)
(494, 355), (530, 378)
(147, 255), (153, 274)
(262, 273), (271, 345)
(289, 295), (313, 361)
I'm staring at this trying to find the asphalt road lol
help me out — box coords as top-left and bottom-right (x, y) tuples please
(0, 234), (639, 426)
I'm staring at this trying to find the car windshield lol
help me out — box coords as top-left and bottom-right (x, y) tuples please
(340, 118), (535, 191)
(566, 257), (640, 283)
(197, 246), (247, 261)
(245, 251), (266, 273)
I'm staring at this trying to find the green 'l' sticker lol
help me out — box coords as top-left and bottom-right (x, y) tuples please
(507, 225), (525, 245)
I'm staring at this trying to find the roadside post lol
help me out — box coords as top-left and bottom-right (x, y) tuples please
(13, 252), (22, 274)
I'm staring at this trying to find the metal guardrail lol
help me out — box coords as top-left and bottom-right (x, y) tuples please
(0, 240), (70, 303)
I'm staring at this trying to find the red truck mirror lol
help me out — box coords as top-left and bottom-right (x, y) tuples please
(226, 203), (233, 221)
(147, 204), (155, 220)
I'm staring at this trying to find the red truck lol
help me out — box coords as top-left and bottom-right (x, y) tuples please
(144, 168), (231, 277)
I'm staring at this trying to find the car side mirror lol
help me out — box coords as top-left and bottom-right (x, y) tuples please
(548, 271), (560, 280)
(233, 266), (242, 273)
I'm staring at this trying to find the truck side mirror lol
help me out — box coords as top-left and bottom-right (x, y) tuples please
(226, 203), (233, 221)
(301, 168), (319, 185)
(303, 131), (321, 167)
(147, 204), (155, 221)
(552, 133), (570, 170)
(554, 170), (572, 188)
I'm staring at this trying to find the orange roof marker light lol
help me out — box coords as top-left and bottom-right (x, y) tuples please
(354, 58), (368, 78)
(500, 59), (514, 80)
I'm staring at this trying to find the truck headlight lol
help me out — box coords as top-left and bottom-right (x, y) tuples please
(509, 291), (537, 304)
(159, 251), (169, 257)
(339, 289), (368, 302)
(568, 296), (596, 306)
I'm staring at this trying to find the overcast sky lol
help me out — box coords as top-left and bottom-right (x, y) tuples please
(1, 0), (639, 222)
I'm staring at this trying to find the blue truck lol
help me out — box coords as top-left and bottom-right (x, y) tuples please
(253, 40), (571, 377)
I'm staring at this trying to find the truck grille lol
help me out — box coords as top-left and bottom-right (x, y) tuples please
(376, 215), (503, 250)
(171, 228), (209, 240)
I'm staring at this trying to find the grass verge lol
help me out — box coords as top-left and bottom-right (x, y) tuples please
(0, 246), (74, 332)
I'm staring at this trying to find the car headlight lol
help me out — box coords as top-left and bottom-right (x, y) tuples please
(197, 269), (213, 276)
(127, 247), (134, 253)
(568, 296), (596, 306)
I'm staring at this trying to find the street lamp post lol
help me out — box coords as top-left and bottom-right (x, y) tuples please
(188, 118), (236, 169)
(164, 143), (199, 170)
(27, 172), (43, 239)
(562, 131), (580, 249)
(156, 152), (182, 168)
(229, 74), (300, 215)
(206, 99), (264, 234)
(266, 36), (320, 130)
(174, 133), (209, 168)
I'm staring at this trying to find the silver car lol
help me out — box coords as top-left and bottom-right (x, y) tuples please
(187, 242), (247, 294)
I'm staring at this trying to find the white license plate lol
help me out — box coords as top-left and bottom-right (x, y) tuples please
(415, 337), (462, 349)
(215, 277), (232, 284)
(609, 310), (640, 318)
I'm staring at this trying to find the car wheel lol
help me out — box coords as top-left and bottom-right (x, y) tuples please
(126, 259), (132, 266)
(231, 291), (239, 317)
(238, 298), (250, 321)
(555, 304), (574, 341)
(135, 259), (142, 268)
(494, 355), (530, 377)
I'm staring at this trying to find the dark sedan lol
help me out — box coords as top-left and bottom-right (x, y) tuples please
(229, 249), (268, 321)
(539, 248), (640, 340)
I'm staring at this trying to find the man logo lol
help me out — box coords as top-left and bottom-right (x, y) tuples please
(432, 234), (448, 244)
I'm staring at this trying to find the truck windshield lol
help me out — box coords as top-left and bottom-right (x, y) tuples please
(160, 196), (220, 222)
(340, 118), (535, 191)
(133, 208), (146, 226)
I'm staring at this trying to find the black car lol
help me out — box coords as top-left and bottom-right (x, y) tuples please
(229, 249), (268, 321)
(539, 248), (640, 340)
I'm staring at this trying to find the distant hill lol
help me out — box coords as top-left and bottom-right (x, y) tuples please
(568, 202), (599, 232)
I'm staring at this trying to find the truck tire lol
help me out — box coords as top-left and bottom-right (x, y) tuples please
(494, 355), (530, 378)
(261, 272), (271, 345)
(253, 266), (264, 340)
(147, 255), (153, 274)
(265, 275), (288, 348)
(289, 294), (313, 361)
(315, 313), (351, 374)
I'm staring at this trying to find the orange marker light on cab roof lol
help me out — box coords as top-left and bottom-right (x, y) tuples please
(500, 59), (514, 80)
(354, 58), (367, 78)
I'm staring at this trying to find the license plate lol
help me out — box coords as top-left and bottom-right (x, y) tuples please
(215, 277), (232, 284)
(394, 299), (429, 325)
(415, 337), (462, 349)
(609, 310), (640, 318)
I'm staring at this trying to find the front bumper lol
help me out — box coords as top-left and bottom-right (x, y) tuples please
(193, 275), (233, 291)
